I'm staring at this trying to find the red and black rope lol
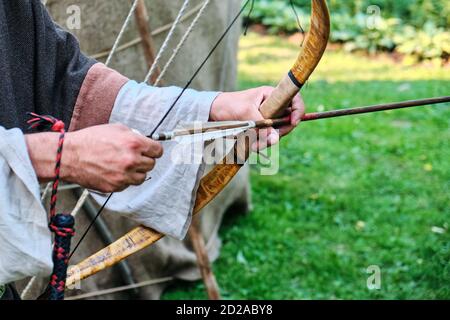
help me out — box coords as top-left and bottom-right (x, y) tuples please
(27, 113), (75, 300)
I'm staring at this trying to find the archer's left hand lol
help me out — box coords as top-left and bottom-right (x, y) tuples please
(210, 86), (305, 150)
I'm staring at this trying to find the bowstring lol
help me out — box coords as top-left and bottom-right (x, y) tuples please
(69, 0), (253, 260)
(289, 0), (305, 47)
(243, 0), (255, 36)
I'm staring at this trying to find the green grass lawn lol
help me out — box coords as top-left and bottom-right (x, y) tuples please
(163, 33), (450, 300)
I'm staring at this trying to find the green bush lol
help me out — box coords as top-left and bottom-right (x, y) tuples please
(395, 23), (450, 62)
(245, 0), (450, 62)
(248, 0), (309, 34)
(291, 0), (450, 28)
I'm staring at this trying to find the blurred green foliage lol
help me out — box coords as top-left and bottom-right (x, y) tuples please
(295, 0), (450, 28)
(163, 33), (450, 300)
(245, 0), (450, 62)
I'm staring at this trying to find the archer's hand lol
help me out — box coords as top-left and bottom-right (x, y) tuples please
(26, 124), (163, 193)
(210, 87), (305, 150)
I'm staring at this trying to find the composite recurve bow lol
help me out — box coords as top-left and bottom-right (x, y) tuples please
(65, 0), (331, 287)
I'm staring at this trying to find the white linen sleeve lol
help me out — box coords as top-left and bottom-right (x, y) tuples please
(90, 81), (220, 240)
(0, 126), (52, 285)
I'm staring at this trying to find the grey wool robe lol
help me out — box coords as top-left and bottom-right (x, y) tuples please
(0, 0), (218, 285)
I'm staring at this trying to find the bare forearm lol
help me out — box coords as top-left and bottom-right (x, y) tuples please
(24, 133), (73, 182)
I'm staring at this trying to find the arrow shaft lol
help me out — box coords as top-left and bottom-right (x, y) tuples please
(254, 96), (450, 127)
(153, 96), (450, 141)
(301, 96), (450, 122)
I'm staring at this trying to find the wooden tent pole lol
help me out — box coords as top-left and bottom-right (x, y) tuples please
(134, 0), (161, 84)
(188, 216), (221, 300)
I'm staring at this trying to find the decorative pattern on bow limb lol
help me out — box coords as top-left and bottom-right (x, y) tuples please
(65, 0), (331, 287)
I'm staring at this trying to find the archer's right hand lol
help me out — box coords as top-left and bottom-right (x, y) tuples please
(26, 124), (163, 193)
